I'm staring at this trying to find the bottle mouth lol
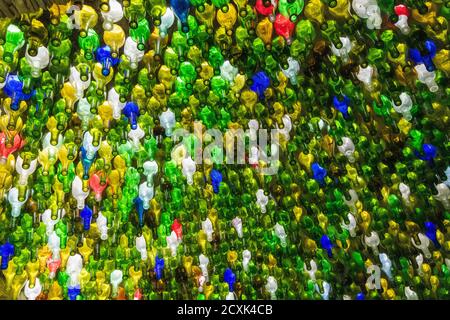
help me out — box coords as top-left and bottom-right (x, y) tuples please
(425, 78), (439, 92)
(27, 48), (37, 57)
(79, 30), (88, 38)
(103, 22), (113, 31)
(100, 3), (110, 12)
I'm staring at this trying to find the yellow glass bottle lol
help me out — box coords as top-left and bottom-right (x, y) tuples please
(104, 24), (125, 58)
(92, 62), (114, 95)
(76, 5), (99, 38)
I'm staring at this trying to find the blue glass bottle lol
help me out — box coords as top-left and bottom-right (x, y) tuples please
(250, 71), (270, 100)
(134, 197), (145, 227)
(3, 74), (33, 111)
(170, 0), (191, 33)
(414, 143), (437, 164)
(425, 221), (440, 248)
(320, 235), (333, 258)
(80, 205), (93, 231)
(0, 241), (14, 270)
(333, 95), (350, 119)
(95, 46), (120, 76)
(224, 268), (236, 292)
(311, 163), (327, 186)
(210, 169), (223, 194)
(122, 102), (140, 130)
(409, 39), (437, 72)
(68, 285), (81, 300)
(155, 255), (165, 280)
